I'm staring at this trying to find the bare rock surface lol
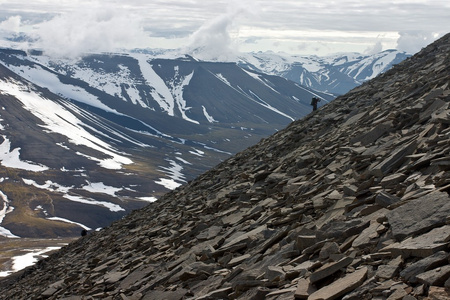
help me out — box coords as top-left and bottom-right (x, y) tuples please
(1, 33), (450, 300)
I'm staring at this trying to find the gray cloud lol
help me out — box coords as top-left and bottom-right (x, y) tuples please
(0, 0), (449, 56)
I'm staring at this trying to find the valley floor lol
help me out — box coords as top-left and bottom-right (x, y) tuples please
(0, 237), (76, 278)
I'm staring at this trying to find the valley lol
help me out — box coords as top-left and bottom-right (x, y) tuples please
(0, 47), (409, 279)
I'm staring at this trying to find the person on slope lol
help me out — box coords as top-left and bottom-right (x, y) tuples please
(311, 97), (321, 111)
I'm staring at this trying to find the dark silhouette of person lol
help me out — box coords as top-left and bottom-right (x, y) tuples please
(311, 97), (321, 111)
(81, 229), (88, 236)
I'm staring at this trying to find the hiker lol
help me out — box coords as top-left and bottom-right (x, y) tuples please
(81, 229), (88, 236)
(311, 97), (320, 111)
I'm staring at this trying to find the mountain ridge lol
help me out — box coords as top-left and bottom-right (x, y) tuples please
(0, 33), (448, 299)
(0, 49), (333, 240)
(236, 49), (410, 95)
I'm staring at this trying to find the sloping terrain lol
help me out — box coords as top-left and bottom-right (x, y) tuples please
(238, 49), (410, 95)
(0, 51), (331, 238)
(0, 33), (449, 299)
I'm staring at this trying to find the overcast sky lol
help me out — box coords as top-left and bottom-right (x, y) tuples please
(0, 0), (449, 59)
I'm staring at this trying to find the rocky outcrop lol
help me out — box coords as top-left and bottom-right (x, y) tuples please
(0, 33), (450, 299)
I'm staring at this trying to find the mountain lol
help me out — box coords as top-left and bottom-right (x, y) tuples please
(238, 49), (410, 95)
(1, 33), (448, 299)
(0, 49), (332, 238)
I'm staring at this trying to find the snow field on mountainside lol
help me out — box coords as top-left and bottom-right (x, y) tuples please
(201, 105), (217, 123)
(30, 56), (149, 109)
(5, 63), (117, 113)
(63, 194), (124, 212)
(22, 178), (125, 212)
(0, 190), (19, 238)
(169, 68), (198, 124)
(0, 136), (49, 172)
(82, 182), (123, 197)
(0, 78), (133, 170)
(155, 158), (187, 190)
(47, 217), (91, 230)
(0, 246), (62, 277)
(247, 90), (294, 121)
(242, 69), (281, 95)
(132, 54), (176, 115)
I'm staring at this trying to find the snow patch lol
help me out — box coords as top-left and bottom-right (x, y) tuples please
(202, 105), (217, 123)
(189, 148), (205, 157)
(0, 246), (62, 277)
(155, 159), (186, 190)
(82, 182), (123, 197)
(22, 178), (72, 193)
(0, 136), (49, 172)
(214, 73), (231, 86)
(132, 54), (176, 115)
(169, 70), (198, 124)
(63, 194), (124, 212)
(248, 90), (294, 121)
(242, 69), (280, 94)
(154, 178), (182, 190)
(21, 179), (125, 212)
(138, 196), (158, 202)
(176, 156), (192, 165)
(0, 190), (19, 238)
(47, 217), (91, 231)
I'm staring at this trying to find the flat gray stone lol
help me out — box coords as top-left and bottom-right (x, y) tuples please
(380, 173), (407, 188)
(265, 266), (285, 282)
(375, 256), (402, 280)
(294, 278), (316, 299)
(309, 267), (368, 300)
(352, 221), (381, 249)
(227, 254), (251, 267)
(310, 256), (353, 283)
(415, 265), (450, 286)
(370, 140), (417, 176)
(350, 122), (392, 146)
(296, 235), (317, 251)
(386, 191), (450, 241)
(317, 218), (370, 242)
(380, 225), (450, 258)
(400, 251), (449, 283)
(375, 191), (401, 207)
(319, 242), (341, 260)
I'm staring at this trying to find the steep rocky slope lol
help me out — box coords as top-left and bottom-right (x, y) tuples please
(0, 50), (333, 238)
(0, 33), (449, 299)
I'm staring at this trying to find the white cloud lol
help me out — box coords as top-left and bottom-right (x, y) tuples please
(0, 15), (21, 32)
(32, 4), (148, 58)
(185, 1), (256, 61)
(396, 31), (440, 54)
(364, 40), (383, 55)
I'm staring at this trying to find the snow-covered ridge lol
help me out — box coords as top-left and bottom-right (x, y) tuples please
(237, 50), (410, 95)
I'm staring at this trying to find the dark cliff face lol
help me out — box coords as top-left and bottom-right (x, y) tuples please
(1, 33), (450, 299)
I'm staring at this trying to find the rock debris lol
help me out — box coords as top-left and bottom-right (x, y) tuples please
(1, 33), (450, 300)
